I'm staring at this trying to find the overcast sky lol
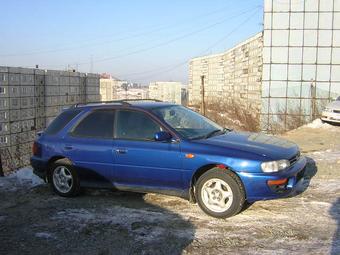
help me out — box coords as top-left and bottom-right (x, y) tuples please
(0, 0), (263, 85)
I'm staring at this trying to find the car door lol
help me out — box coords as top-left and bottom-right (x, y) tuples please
(113, 109), (184, 190)
(63, 109), (115, 187)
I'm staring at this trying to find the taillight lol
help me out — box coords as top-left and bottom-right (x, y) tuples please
(32, 142), (41, 156)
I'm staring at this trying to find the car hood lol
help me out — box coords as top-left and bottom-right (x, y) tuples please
(326, 100), (340, 110)
(195, 131), (299, 160)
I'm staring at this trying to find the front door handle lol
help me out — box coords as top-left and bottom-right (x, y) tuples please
(115, 148), (127, 154)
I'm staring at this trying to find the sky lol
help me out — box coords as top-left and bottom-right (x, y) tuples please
(0, 0), (263, 85)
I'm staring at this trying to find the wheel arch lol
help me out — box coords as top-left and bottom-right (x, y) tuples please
(46, 156), (73, 182)
(189, 163), (246, 203)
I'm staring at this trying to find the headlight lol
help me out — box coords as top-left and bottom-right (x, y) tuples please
(324, 108), (333, 112)
(261, 159), (290, 173)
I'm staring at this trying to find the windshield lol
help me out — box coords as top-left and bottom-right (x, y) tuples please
(152, 105), (224, 139)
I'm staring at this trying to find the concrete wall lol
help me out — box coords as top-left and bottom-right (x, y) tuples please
(261, 0), (340, 132)
(0, 66), (100, 174)
(188, 33), (263, 129)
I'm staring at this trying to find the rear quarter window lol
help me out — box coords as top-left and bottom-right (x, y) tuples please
(44, 109), (82, 135)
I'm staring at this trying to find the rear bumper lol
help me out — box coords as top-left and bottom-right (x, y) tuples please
(239, 156), (307, 202)
(30, 156), (48, 180)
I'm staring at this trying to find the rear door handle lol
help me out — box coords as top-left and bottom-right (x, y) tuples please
(115, 148), (127, 154)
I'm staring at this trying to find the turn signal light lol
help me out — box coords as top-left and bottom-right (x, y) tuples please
(32, 142), (41, 157)
(267, 178), (288, 186)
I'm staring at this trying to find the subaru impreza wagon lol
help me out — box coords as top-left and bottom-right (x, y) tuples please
(31, 100), (306, 218)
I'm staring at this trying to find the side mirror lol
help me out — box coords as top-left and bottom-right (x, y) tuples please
(154, 131), (172, 142)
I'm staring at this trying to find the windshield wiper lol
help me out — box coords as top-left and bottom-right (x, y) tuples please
(204, 129), (224, 139)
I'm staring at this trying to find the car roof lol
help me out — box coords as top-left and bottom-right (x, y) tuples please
(70, 100), (176, 110)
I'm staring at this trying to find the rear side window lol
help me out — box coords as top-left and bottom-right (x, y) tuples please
(72, 110), (114, 139)
(45, 109), (81, 135)
(115, 110), (162, 141)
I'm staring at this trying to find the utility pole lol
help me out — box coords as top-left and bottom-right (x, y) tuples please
(310, 79), (316, 119)
(200, 75), (206, 115)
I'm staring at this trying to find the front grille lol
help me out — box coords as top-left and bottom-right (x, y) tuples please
(334, 110), (340, 114)
(289, 151), (300, 166)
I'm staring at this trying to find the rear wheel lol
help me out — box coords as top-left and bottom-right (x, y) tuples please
(49, 159), (80, 197)
(195, 168), (245, 218)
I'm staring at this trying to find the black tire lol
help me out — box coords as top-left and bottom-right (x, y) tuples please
(195, 168), (245, 218)
(49, 158), (80, 197)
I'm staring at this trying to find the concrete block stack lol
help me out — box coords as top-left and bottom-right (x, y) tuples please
(0, 66), (100, 174)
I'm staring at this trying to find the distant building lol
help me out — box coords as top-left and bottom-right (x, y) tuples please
(99, 75), (118, 101)
(149, 81), (185, 105)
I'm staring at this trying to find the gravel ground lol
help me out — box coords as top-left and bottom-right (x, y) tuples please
(0, 123), (339, 255)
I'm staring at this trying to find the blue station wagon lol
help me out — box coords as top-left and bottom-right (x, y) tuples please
(31, 100), (307, 218)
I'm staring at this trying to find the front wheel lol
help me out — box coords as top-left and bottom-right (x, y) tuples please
(195, 168), (245, 218)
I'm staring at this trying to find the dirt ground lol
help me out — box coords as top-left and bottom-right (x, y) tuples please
(0, 122), (339, 255)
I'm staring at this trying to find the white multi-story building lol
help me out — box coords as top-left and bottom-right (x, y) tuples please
(99, 76), (118, 101)
(149, 81), (185, 105)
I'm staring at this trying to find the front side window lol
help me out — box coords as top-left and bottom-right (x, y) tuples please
(72, 110), (114, 139)
(115, 110), (162, 141)
(152, 105), (223, 139)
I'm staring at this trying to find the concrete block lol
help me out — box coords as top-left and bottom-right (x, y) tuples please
(0, 111), (8, 122)
(70, 76), (80, 85)
(45, 86), (59, 96)
(0, 73), (8, 85)
(8, 67), (22, 73)
(9, 98), (20, 109)
(0, 85), (8, 98)
(45, 106), (60, 118)
(20, 108), (35, 120)
(0, 135), (9, 147)
(0, 122), (9, 135)
(8, 73), (20, 85)
(59, 76), (70, 85)
(19, 68), (35, 75)
(20, 74), (34, 85)
(45, 75), (59, 86)
(0, 98), (9, 110)
(0, 66), (9, 73)
(45, 96), (59, 106)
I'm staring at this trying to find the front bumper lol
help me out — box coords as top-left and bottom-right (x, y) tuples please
(30, 156), (48, 180)
(321, 111), (340, 123)
(238, 156), (307, 202)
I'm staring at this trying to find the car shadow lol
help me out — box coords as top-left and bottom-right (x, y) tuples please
(0, 185), (195, 255)
(330, 198), (340, 255)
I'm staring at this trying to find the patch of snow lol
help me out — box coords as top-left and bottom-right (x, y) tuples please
(0, 167), (44, 190)
(35, 232), (56, 239)
(52, 206), (194, 243)
(308, 149), (340, 163)
(304, 119), (336, 129)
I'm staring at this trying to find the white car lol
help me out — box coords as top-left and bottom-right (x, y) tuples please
(321, 96), (340, 124)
